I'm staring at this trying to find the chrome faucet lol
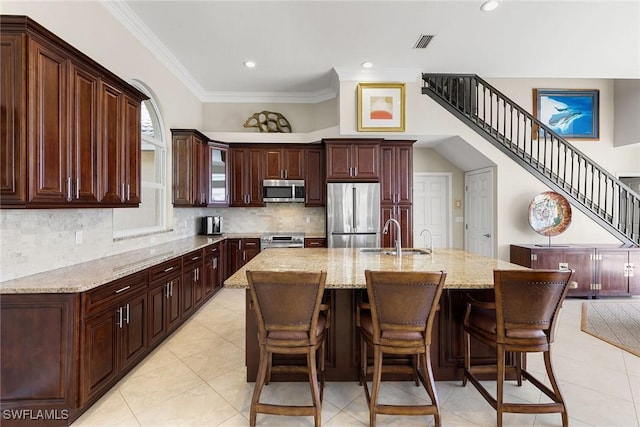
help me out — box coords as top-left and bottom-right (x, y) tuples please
(420, 229), (433, 253)
(383, 218), (402, 255)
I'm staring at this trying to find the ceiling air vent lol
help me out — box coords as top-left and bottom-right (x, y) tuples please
(413, 34), (435, 49)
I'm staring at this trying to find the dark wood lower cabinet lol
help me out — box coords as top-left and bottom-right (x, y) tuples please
(245, 288), (495, 382)
(80, 271), (148, 407)
(0, 241), (222, 426)
(0, 294), (79, 426)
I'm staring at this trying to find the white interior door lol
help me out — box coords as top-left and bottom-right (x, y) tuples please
(465, 168), (494, 257)
(413, 173), (451, 249)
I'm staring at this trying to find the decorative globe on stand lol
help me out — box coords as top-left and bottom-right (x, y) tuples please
(528, 191), (572, 246)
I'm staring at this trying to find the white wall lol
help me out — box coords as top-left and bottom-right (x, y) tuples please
(202, 98), (338, 133)
(614, 80), (640, 147)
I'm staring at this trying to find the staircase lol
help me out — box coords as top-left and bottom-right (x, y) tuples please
(422, 74), (639, 246)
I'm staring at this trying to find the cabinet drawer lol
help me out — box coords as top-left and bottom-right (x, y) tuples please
(83, 271), (148, 315)
(148, 258), (182, 283)
(205, 242), (221, 255)
(183, 249), (204, 267)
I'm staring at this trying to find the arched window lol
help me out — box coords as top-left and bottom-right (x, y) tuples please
(113, 82), (167, 238)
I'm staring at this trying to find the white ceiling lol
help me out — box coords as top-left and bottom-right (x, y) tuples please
(106, 0), (640, 104)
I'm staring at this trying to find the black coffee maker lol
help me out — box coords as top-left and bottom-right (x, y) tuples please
(201, 216), (222, 235)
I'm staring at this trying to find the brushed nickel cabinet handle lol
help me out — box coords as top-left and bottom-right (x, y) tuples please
(115, 286), (131, 294)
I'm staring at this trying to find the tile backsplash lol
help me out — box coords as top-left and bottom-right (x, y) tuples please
(0, 204), (325, 281)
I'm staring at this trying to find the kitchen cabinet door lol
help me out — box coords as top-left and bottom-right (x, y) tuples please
(325, 139), (381, 181)
(230, 147), (264, 207)
(69, 61), (100, 204)
(166, 276), (182, 333)
(208, 142), (229, 206)
(263, 147), (304, 180)
(28, 38), (69, 204)
(227, 238), (260, 276)
(0, 32), (26, 205)
(182, 249), (204, 317)
(204, 243), (222, 297)
(380, 205), (413, 248)
(81, 306), (119, 404)
(380, 141), (413, 205)
(121, 94), (142, 205)
(304, 148), (325, 207)
(172, 129), (208, 207)
(119, 291), (147, 371)
(99, 82), (125, 204)
(182, 264), (198, 318)
(148, 281), (168, 347)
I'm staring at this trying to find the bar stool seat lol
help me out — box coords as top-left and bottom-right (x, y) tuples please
(246, 270), (328, 427)
(358, 270), (447, 427)
(462, 269), (574, 427)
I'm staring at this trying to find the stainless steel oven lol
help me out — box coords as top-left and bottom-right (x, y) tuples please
(260, 233), (305, 250)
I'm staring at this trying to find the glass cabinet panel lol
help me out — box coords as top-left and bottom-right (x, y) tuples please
(209, 143), (228, 205)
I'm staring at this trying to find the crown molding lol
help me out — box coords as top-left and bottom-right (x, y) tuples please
(100, 1), (207, 99)
(101, 1), (340, 104)
(201, 86), (337, 104)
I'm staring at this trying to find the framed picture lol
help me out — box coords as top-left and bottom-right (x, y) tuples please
(533, 89), (599, 139)
(357, 83), (405, 132)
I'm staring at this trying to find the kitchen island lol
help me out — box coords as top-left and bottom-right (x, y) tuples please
(225, 247), (529, 381)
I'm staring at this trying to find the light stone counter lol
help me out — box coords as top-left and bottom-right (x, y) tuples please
(0, 235), (230, 294)
(224, 247), (529, 289)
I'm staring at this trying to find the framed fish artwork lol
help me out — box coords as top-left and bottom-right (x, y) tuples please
(357, 83), (405, 132)
(533, 89), (599, 139)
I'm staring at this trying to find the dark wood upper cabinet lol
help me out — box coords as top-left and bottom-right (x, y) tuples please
(0, 32), (26, 205)
(304, 147), (325, 206)
(69, 61), (100, 204)
(263, 147), (304, 180)
(27, 37), (69, 204)
(171, 129), (209, 207)
(324, 138), (382, 182)
(0, 15), (147, 208)
(229, 145), (264, 207)
(380, 140), (414, 205)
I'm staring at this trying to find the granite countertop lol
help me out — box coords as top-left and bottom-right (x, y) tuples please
(0, 235), (230, 294)
(224, 248), (529, 290)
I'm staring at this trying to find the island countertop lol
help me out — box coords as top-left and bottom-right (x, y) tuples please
(224, 248), (529, 289)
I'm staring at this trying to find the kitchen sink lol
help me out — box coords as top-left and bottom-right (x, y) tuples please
(360, 248), (432, 255)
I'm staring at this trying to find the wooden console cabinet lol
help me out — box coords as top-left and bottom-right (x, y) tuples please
(510, 244), (640, 297)
(0, 15), (147, 208)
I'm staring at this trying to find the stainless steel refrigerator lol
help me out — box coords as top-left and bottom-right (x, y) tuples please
(326, 182), (380, 248)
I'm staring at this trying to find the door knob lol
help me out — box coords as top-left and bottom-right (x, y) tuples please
(483, 233), (491, 238)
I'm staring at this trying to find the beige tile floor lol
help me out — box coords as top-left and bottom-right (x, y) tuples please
(72, 289), (640, 426)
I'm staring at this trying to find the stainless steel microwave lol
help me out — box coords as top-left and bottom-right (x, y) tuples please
(262, 179), (305, 203)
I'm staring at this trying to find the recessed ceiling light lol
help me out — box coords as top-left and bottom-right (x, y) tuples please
(480, 0), (500, 12)
(243, 61), (256, 68)
(361, 61), (373, 69)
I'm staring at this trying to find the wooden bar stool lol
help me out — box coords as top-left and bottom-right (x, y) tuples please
(246, 270), (328, 427)
(462, 269), (574, 427)
(357, 270), (447, 427)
